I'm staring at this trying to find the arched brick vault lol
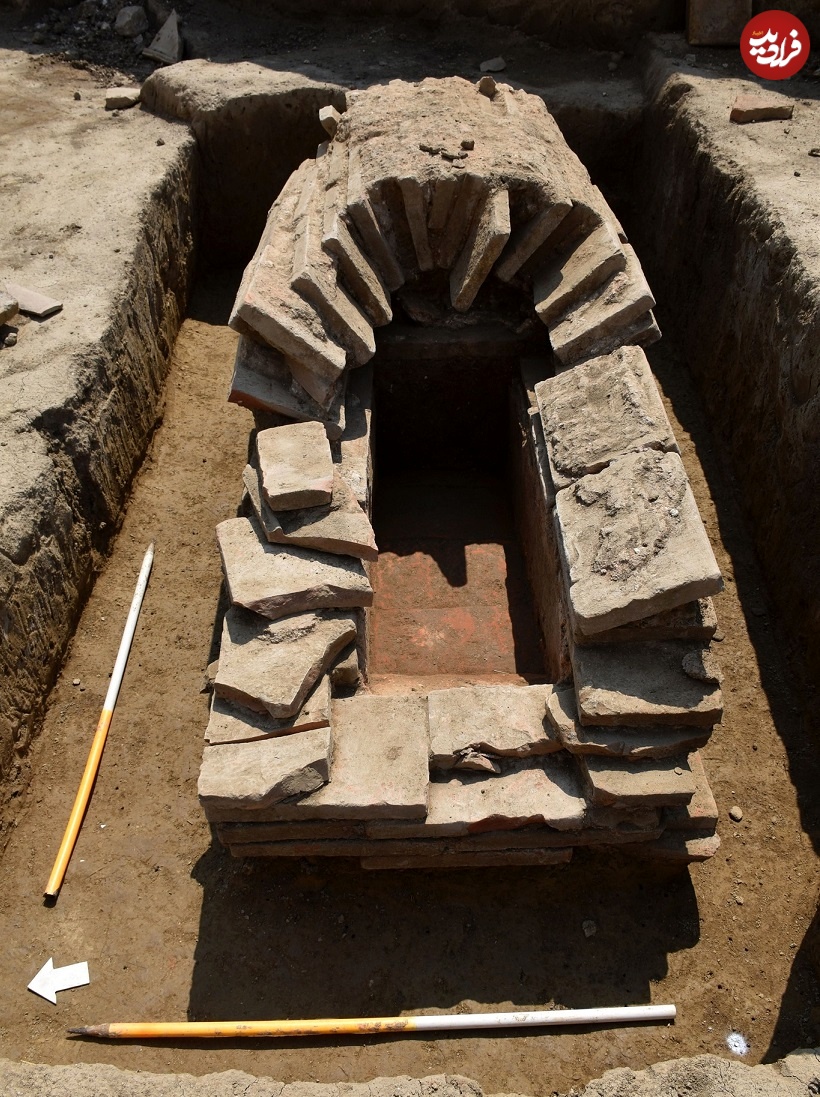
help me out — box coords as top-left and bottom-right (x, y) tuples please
(228, 75), (658, 410)
(203, 78), (727, 868)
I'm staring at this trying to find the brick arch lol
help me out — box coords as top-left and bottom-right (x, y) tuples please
(228, 75), (659, 420)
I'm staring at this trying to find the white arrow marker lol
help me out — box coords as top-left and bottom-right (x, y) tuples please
(28, 957), (90, 1004)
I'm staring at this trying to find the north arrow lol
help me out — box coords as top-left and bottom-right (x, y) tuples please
(28, 957), (90, 1004)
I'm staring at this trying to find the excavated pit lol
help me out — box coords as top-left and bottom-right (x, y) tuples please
(369, 325), (547, 683)
(0, 45), (818, 1093)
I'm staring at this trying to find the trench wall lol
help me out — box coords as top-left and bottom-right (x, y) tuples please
(0, 149), (198, 830)
(635, 52), (820, 691)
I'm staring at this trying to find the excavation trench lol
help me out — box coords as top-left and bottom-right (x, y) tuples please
(0, 56), (818, 1093)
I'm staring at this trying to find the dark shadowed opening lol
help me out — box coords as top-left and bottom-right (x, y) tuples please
(368, 320), (547, 682)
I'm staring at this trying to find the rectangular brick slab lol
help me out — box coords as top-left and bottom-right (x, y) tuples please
(428, 683), (561, 769)
(257, 421), (334, 511)
(289, 694), (430, 820)
(204, 681), (331, 744)
(198, 725), (332, 816)
(534, 345), (678, 490)
(571, 640), (723, 727)
(214, 606), (356, 719)
(216, 516), (373, 621)
(547, 683), (710, 759)
(228, 335), (346, 441)
(579, 751), (696, 808)
(361, 755), (586, 838)
(555, 450), (722, 635)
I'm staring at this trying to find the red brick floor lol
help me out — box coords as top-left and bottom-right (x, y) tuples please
(369, 471), (545, 677)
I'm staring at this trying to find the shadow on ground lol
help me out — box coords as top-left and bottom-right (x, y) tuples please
(187, 847), (698, 1033)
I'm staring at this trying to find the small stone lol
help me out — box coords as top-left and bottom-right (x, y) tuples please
(582, 919), (597, 938)
(460, 137), (474, 150)
(4, 332), (17, 348)
(142, 10), (183, 64)
(684, 53), (697, 63)
(114, 4), (148, 37)
(72, 678), (81, 687)
(480, 56), (506, 72)
(735, 895), (744, 906)
(156, 137), (165, 146)
(729, 805), (743, 822)
(73, 90), (81, 100)
(478, 75), (497, 98)
(105, 86), (141, 111)
(319, 104), (341, 138)
(809, 149), (820, 158)
(454, 751), (501, 775)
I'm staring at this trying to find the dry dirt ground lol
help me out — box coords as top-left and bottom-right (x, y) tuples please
(0, 269), (816, 1093)
(0, 9), (819, 1094)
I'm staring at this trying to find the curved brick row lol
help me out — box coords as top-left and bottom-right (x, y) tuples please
(228, 76), (659, 422)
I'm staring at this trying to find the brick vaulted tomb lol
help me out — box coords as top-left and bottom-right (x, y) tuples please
(197, 76), (725, 870)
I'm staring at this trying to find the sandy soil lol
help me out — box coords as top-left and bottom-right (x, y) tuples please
(0, 270), (816, 1093)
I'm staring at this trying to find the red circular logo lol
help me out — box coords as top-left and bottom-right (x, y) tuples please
(741, 10), (810, 80)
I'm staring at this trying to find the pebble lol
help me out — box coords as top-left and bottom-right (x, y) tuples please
(72, 678), (81, 687)
(73, 90), (81, 100)
(479, 56), (506, 73)
(729, 805), (743, 822)
(582, 919), (597, 938)
(809, 149), (820, 157)
(156, 137), (165, 146)
(4, 332), (17, 347)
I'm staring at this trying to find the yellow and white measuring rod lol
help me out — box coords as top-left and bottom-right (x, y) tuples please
(44, 542), (155, 901)
(69, 1004), (676, 1040)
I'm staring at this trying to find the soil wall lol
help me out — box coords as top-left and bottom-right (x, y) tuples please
(634, 51), (820, 697)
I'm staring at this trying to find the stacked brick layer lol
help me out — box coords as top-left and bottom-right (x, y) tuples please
(200, 79), (723, 870)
